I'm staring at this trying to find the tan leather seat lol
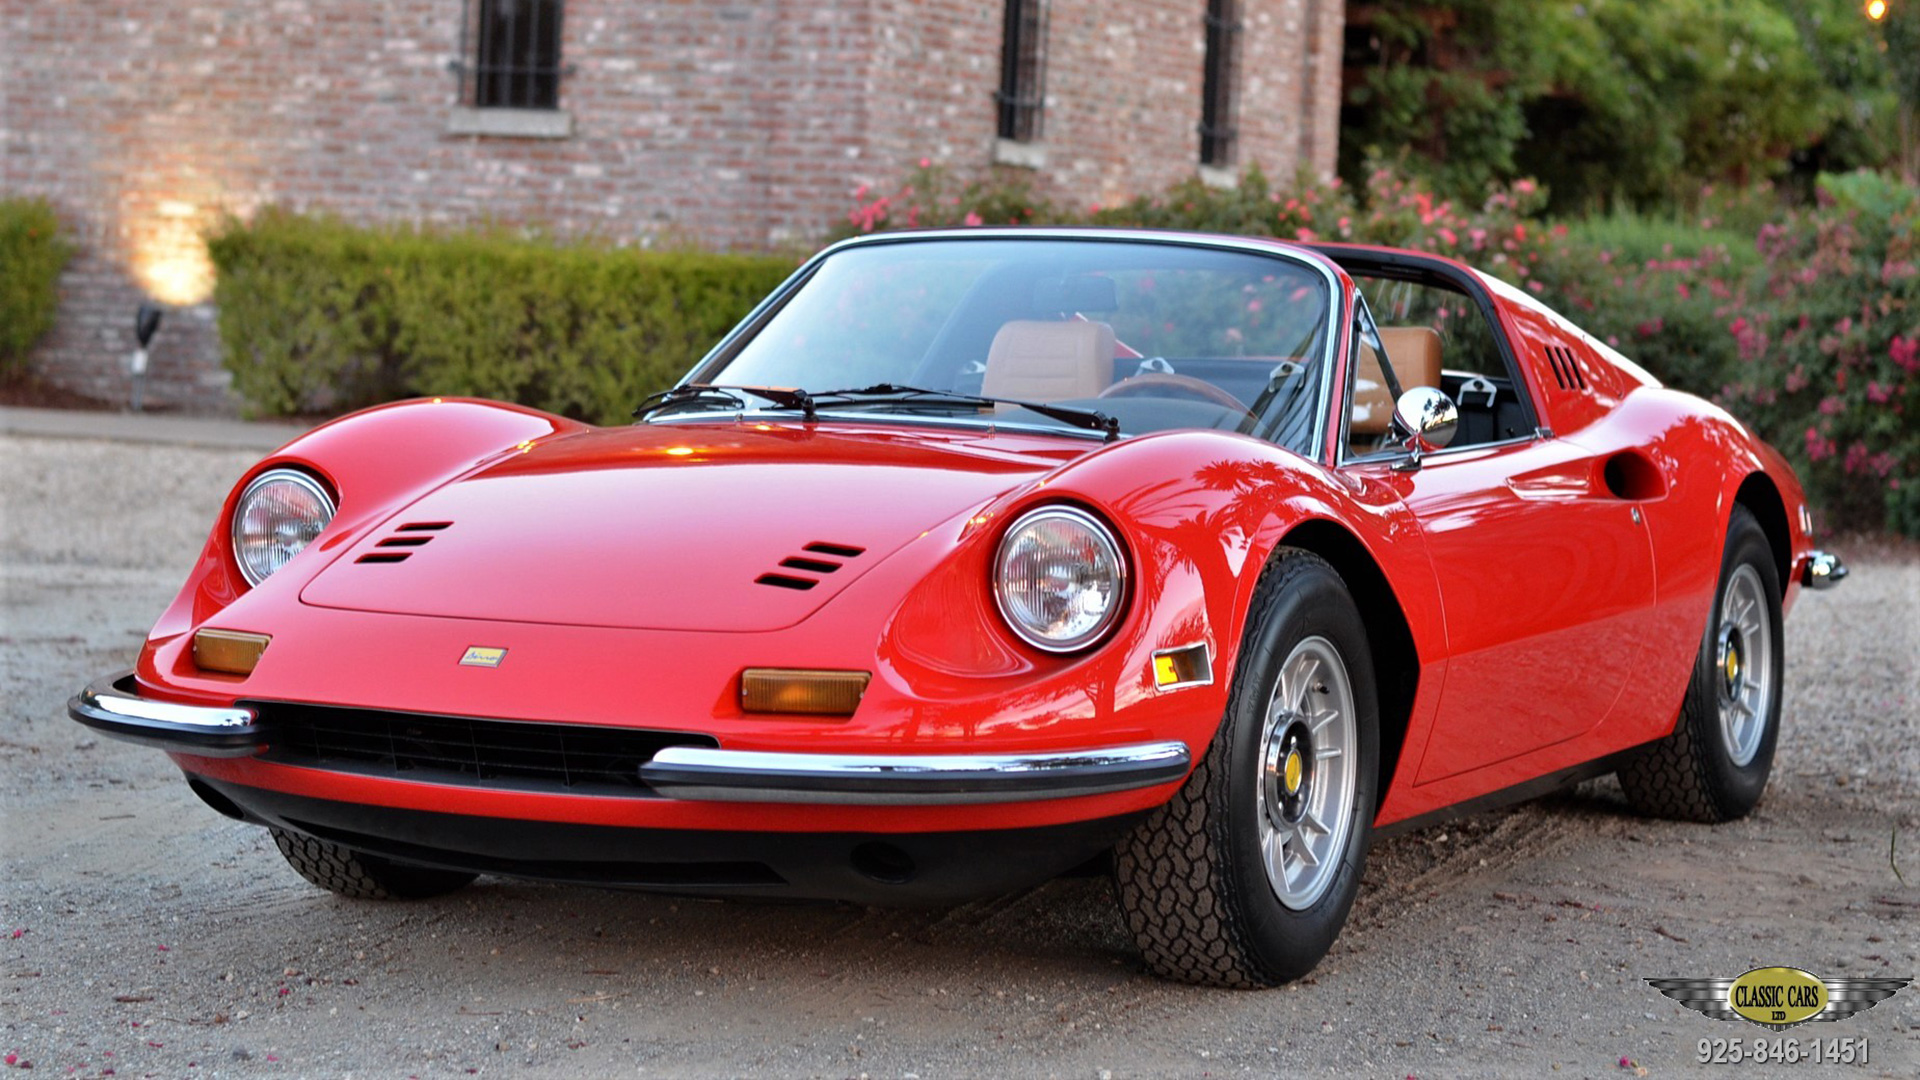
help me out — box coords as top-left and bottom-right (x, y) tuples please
(982, 320), (1116, 404)
(1351, 326), (1443, 437)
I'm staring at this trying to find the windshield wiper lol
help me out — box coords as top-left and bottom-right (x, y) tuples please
(637, 382), (1119, 442)
(634, 384), (816, 420)
(807, 383), (1121, 442)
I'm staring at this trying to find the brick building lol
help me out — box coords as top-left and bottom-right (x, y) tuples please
(3, 0), (1345, 413)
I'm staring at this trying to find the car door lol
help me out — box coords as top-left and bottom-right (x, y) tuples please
(1331, 262), (1657, 785)
(1369, 437), (1657, 783)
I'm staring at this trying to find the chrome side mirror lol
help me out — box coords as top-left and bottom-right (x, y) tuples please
(1390, 387), (1457, 470)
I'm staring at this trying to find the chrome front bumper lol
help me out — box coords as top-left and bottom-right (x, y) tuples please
(637, 743), (1193, 804)
(1803, 550), (1848, 590)
(68, 671), (263, 756)
(68, 672), (1192, 805)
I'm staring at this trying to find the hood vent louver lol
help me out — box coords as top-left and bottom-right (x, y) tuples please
(755, 541), (867, 591)
(356, 521), (454, 565)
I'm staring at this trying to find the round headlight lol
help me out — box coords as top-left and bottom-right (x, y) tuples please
(231, 468), (335, 587)
(993, 505), (1128, 653)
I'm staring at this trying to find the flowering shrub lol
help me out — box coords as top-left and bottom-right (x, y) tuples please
(837, 159), (1058, 237)
(1718, 173), (1920, 535)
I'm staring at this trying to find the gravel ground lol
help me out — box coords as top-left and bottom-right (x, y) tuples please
(2, 431), (1916, 1079)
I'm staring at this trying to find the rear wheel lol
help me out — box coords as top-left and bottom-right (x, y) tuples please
(1113, 550), (1378, 987)
(1618, 505), (1783, 822)
(270, 827), (476, 900)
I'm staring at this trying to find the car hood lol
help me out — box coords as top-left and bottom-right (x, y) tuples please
(298, 420), (1086, 631)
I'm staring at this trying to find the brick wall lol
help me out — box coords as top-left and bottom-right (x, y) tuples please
(3, 0), (1343, 414)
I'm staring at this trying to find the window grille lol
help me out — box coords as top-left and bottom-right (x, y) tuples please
(459, 0), (565, 110)
(1200, 0), (1242, 166)
(996, 0), (1049, 142)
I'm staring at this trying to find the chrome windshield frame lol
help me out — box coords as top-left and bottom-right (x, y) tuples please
(679, 228), (1349, 464)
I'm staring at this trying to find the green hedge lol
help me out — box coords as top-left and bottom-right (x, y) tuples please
(0, 197), (73, 373)
(207, 210), (796, 424)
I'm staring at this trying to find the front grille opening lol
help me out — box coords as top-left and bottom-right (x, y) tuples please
(398, 522), (453, 532)
(356, 553), (411, 564)
(377, 537), (433, 548)
(255, 702), (718, 796)
(755, 573), (818, 591)
(803, 541), (865, 558)
(778, 556), (840, 574)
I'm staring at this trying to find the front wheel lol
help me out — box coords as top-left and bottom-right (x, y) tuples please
(270, 827), (477, 900)
(1617, 504), (1783, 822)
(1113, 549), (1378, 987)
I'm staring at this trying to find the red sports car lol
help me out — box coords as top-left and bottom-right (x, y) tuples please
(72, 230), (1846, 987)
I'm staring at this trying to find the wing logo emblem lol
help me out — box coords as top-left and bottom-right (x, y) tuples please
(1647, 968), (1911, 1031)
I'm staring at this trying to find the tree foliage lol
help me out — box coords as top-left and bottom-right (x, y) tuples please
(1341, 0), (1901, 210)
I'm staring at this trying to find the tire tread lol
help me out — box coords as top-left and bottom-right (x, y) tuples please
(1114, 550), (1344, 988)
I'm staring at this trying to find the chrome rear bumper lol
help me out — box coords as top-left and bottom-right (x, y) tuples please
(1803, 550), (1848, 590)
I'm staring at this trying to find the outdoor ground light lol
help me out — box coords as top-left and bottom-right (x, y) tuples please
(129, 301), (163, 411)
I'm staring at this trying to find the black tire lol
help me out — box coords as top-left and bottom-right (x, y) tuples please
(270, 827), (477, 900)
(1618, 505), (1783, 822)
(1113, 549), (1379, 987)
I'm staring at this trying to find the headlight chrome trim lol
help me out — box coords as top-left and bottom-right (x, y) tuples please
(230, 467), (336, 588)
(991, 503), (1130, 655)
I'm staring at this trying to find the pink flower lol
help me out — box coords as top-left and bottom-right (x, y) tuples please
(1867, 381), (1891, 404)
(1819, 397), (1843, 416)
(1438, 227), (1458, 247)
(918, 157), (931, 168)
(1675, 283), (1691, 300)
(1892, 336), (1919, 373)
(962, 211), (983, 227)
(1246, 298), (1263, 313)
(1294, 227), (1316, 242)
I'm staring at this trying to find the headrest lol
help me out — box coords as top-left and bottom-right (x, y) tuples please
(1352, 326), (1443, 436)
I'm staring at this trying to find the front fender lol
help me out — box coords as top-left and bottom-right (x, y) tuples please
(141, 398), (585, 678)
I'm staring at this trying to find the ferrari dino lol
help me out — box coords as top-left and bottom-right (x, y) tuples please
(71, 229), (1846, 986)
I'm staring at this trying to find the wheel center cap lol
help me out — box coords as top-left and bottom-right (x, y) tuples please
(1720, 630), (1744, 695)
(1283, 747), (1304, 795)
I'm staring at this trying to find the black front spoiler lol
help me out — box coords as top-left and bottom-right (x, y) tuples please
(190, 776), (1144, 904)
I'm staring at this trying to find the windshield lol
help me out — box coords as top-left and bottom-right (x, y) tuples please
(687, 236), (1336, 456)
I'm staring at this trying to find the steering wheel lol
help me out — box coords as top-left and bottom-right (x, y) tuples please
(1098, 373), (1256, 423)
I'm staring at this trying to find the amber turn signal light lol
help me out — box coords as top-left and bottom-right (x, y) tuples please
(740, 668), (871, 716)
(192, 629), (271, 676)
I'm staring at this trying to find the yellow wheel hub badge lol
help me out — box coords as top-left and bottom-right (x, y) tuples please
(1283, 748), (1304, 795)
(1724, 644), (1741, 684)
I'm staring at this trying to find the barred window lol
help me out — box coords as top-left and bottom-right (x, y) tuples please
(461, 0), (565, 110)
(1200, 0), (1242, 166)
(997, 0), (1049, 143)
